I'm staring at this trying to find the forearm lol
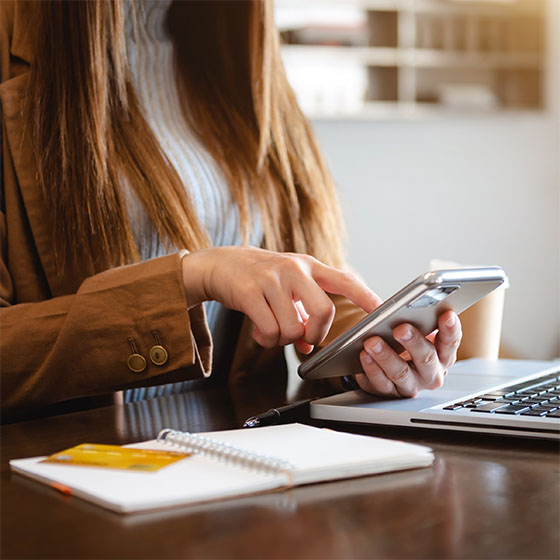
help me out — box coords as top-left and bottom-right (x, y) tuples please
(1, 253), (212, 418)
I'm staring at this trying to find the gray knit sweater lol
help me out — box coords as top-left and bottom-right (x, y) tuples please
(123, 0), (260, 401)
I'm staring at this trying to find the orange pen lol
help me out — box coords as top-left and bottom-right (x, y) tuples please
(50, 482), (72, 496)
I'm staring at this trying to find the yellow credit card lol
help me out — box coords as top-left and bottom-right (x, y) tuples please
(41, 443), (191, 472)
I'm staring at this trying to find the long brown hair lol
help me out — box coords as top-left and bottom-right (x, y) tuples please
(28, 0), (345, 274)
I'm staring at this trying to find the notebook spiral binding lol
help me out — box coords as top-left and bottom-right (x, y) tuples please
(157, 429), (295, 480)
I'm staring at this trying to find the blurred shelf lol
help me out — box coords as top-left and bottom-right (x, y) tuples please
(411, 49), (542, 69)
(282, 45), (399, 66)
(285, 0), (545, 17)
(277, 0), (549, 118)
(306, 104), (550, 121)
(282, 45), (543, 69)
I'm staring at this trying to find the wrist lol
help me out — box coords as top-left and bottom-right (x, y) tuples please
(181, 250), (211, 309)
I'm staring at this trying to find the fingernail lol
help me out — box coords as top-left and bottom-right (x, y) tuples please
(399, 328), (413, 341)
(445, 314), (456, 328)
(363, 354), (373, 364)
(370, 341), (383, 353)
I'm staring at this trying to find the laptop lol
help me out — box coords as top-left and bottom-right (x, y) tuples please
(311, 359), (560, 440)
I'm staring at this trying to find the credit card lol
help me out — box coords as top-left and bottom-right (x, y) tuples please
(42, 443), (190, 472)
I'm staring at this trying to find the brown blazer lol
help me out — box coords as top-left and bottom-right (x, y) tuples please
(0, 3), (365, 421)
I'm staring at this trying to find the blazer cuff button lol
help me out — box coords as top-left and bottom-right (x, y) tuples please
(127, 353), (147, 373)
(149, 345), (169, 366)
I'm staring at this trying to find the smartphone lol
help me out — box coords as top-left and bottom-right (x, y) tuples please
(298, 267), (508, 380)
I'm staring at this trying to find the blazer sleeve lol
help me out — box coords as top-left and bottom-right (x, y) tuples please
(0, 243), (213, 418)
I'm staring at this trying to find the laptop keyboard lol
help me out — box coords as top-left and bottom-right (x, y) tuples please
(443, 369), (560, 418)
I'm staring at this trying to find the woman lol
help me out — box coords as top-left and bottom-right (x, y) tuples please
(0, 0), (461, 420)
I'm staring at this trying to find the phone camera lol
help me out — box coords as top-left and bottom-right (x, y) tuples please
(408, 285), (459, 308)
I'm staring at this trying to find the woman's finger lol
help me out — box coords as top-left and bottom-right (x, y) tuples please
(295, 339), (314, 354)
(310, 259), (382, 313)
(261, 270), (334, 347)
(435, 311), (462, 368)
(363, 336), (420, 397)
(358, 351), (400, 397)
(392, 323), (444, 389)
(244, 294), (281, 348)
(261, 283), (306, 346)
(292, 281), (336, 347)
(294, 301), (314, 354)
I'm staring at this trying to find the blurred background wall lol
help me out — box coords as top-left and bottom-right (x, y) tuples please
(314, 113), (558, 359)
(278, 0), (559, 360)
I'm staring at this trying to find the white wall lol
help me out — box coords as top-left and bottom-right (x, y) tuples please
(313, 114), (559, 360)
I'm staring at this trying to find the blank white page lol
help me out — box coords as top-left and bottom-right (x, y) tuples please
(140, 424), (434, 486)
(11, 424), (433, 514)
(10, 452), (283, 514)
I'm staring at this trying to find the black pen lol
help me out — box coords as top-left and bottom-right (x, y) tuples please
(242, 399), (313, 428)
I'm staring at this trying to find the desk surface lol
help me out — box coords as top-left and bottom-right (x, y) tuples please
(2, 387), (559, 560)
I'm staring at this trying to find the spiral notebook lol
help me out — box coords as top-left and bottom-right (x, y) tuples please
(10, 423), (433, 514)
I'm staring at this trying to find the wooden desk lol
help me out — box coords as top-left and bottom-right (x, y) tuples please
(2, 387), (559, 559)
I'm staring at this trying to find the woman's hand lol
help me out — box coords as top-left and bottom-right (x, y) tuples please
(355, 310), (462, 398)
(181, 247), (381, 354)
